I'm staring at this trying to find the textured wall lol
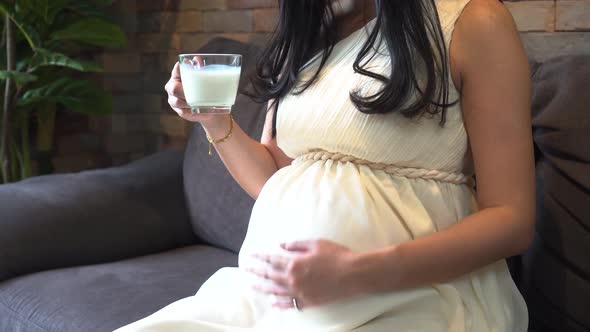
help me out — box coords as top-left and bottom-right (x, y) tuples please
(53, 0), (589, 173)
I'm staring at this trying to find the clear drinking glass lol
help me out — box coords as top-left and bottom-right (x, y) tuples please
(178, 54), (242, 114)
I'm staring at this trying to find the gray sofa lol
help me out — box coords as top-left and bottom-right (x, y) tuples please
(0, 39), (588, 332)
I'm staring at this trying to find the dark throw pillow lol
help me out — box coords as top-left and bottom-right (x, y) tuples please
(524, 55), (590, 332)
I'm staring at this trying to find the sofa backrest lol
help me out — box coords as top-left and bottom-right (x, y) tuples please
(183, 38), (266, 253)
(522, 55), (590, 331)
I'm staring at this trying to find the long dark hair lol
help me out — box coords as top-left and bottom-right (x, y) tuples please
(250, 0), (454, 136)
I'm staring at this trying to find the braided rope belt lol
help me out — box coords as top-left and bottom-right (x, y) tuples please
(294, 150), (474, 186)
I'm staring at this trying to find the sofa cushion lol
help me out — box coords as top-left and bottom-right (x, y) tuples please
(524, 55), (590, 331)
(0, 245), (237, 332)
(0, 151), (196, 283)
(183, 38), (267, 253)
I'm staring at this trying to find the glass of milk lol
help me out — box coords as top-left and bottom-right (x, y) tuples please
(178, 54), (242, 114)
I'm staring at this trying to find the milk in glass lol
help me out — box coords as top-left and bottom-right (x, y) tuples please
(178, 54), (242, 114)
(180, 64), (241, 109)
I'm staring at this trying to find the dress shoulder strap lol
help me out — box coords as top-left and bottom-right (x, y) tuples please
(435, 0), (473, 48)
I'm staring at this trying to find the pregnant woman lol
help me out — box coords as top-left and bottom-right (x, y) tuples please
(116, 0), (533, 330)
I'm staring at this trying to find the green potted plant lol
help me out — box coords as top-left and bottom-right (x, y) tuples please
(0, 0), (125, 183)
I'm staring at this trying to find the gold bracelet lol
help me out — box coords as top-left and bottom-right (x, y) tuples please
(206, 115), (234, 156)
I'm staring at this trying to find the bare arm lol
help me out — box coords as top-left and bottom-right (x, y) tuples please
(165, 63), (293, 199)
(347, 0), (536, 292)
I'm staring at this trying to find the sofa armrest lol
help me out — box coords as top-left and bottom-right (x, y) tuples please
(0, 150), (197, 282)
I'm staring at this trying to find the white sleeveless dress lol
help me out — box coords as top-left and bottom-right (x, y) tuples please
(115, 0), (528, 331)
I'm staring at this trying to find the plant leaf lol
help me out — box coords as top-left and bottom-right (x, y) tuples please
(76, 60), (104, 72)
(19, 78), (113, 115)
(49, 17), (126, 47)
(0, 2), (38, 49)
(18, 0), (50, 23)
(0, 71), (38, 84)
(92, 0), (115, 8)
(65, 1), (111, 17)
(16, 0), (73, 24)
(31, 48), (103, 72)
(47, 0), (74, 24)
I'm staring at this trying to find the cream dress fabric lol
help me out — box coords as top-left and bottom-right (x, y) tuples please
(115, 0), (528, 331)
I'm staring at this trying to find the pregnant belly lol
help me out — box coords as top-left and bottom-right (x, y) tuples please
(238, 159), (424, 265)
(233, 161), (510, 330)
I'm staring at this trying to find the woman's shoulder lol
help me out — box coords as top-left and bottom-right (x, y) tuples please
(451, 0), (521, 66)
(455, 0), (516, 35)
(436, 0), (513, 27)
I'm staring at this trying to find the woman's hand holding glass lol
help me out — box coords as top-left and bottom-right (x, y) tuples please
(165, 62), (228, 129)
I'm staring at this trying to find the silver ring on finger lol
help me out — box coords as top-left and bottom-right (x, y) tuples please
(292, 297), (301, 311)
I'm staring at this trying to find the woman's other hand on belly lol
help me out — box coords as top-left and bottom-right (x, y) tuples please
(245, 239), (367, 310)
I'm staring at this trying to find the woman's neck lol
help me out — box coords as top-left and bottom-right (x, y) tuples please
(306, 0), (375, 59)
(332, 0), (376, 40)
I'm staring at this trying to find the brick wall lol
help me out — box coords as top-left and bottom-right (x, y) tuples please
(507, 0), (590, 61)
(52, 0), (589, 173)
